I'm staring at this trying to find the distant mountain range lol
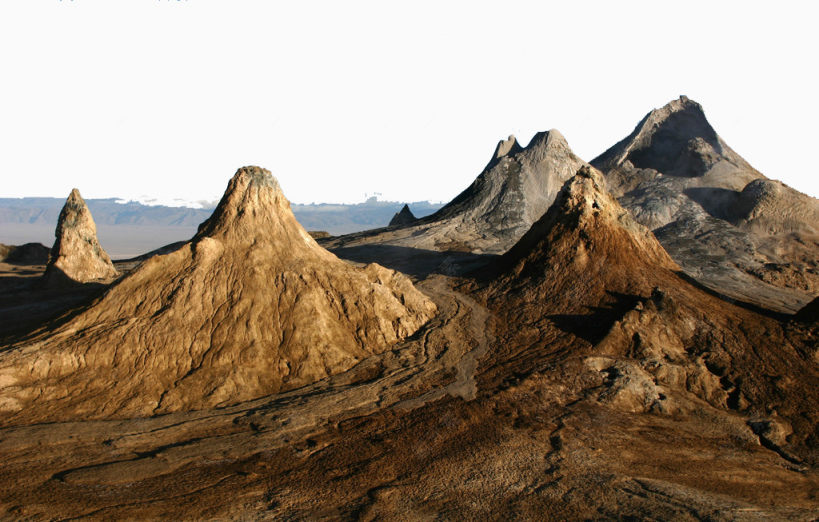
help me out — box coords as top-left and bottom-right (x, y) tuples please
(0, 197), (444, 258)
(0, 197), (443, 233)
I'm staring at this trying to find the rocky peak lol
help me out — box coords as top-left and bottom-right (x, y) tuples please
(527, 128), (569, 152)
(416, 128), (587, 252)
(503, 165), (678, 277)
(43, 188), (117, 284)
(592, 96), (726, 176)
(195, 166), (294, 241)
(389, 204), (417, 227)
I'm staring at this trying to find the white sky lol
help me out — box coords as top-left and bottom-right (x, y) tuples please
(1, 0), (817, 205)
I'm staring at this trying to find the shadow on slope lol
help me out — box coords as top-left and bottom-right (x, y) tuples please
(547, 291), (645, 345)
(0, 266), (109, 345)
(329, 244), (497, 279)
(683, 187), (740, 221)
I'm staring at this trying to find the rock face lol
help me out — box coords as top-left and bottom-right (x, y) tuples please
(388, 204), (416, 226)
(42, 189), (118, 284)
(0, 167), (436, 421)
(592, 96), (819, 313)
(324, 130), (587, 254)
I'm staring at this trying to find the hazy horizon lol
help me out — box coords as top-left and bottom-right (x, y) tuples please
(2, 1), (817, 204)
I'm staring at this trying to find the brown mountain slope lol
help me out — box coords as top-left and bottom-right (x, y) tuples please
(475, 166), (819, 465)
(592, 96), (818, 313)
(42, 188), (118, 284)
(0, 167), (435, 423)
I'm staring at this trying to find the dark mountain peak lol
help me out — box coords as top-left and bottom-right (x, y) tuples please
(389, 204), (417, 227)
(592, 96), (723, 176)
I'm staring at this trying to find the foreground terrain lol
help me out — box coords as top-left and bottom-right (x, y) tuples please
(1, 269), (817, 518)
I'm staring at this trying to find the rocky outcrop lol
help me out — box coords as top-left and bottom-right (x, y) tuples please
(388, 204), (417, 226)
(0, 167), (436, 421)
(42, 189), (118, 284)
(323, 130), (588, 255)
(592, 96), (818, 313)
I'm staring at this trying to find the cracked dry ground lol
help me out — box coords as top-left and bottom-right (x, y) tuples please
(0, 266), (817, 520)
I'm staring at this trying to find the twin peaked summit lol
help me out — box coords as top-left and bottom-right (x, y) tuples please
(324, 128), (587, 254)
(0, 167), (436, 421)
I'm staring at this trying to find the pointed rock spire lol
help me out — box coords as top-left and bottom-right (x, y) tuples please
(43, 188), (117, 284)
(194, 166), (306, 243)
(589, 97), (817, 314)
(389, 204), (417, 227)
(526, 129), (569, 154)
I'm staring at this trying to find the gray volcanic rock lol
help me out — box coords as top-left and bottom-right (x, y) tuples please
(731, 178), (819, 235)
(592, 96), (818, 313)
(388, 204), (416, 226)
(325, 130), (587, 255)
(594, 96), (760, 188)
(42, 189), (118, 284)
(0, 167), (436, 421)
